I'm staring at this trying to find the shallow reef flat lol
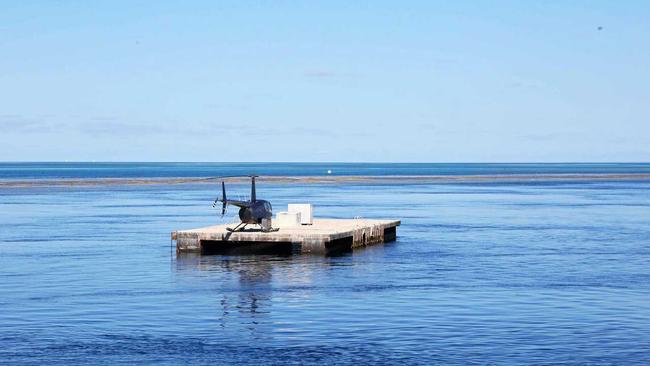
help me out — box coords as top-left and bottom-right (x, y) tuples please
(2, 173), (650, 188)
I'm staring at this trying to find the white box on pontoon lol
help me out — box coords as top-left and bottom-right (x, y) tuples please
(288, 204), (313, 225)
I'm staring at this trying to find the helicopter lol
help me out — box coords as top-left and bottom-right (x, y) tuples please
(212, 175), (278, 232)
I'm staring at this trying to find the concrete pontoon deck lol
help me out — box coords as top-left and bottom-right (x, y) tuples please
(172, 219), (400, 255)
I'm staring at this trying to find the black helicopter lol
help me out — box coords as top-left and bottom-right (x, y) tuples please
(212, 175), (278, 232)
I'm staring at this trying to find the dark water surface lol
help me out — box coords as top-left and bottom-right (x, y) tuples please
(2, 175), (650, 364)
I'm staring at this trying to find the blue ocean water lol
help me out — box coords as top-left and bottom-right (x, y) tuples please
(2, 162), (650, 179)
(1, 163), (650, 364)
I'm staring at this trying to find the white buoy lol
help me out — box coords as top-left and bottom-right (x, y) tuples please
(327, 170), (332, 174)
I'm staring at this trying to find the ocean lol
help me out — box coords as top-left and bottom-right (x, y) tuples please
(2, 162), (650, 180)
(1, 163), (649, 364)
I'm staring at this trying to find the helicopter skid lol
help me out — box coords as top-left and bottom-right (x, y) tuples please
(226, 222), (247, 232)
(226, 225), (279, 233)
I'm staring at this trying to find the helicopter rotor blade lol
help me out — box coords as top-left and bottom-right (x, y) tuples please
(201, 174), (260, 181)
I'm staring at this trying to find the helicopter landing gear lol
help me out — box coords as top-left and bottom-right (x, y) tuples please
(226, 219), (279, 233)
(226, 222), (247, 232)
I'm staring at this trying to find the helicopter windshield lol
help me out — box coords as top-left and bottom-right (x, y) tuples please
(264, 202), (272, 211)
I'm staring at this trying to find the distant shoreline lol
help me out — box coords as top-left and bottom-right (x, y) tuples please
(2, 174), (650, 188)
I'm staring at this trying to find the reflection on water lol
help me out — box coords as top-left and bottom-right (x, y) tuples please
(177, 254), (277, 326)
(176, 253), (331, 339)
(174, 249), (383, 343)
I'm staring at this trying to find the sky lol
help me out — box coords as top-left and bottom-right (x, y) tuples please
(1, 1), (649, 162)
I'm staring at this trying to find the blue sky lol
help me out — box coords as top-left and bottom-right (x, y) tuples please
(1, 1), (649, 162)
